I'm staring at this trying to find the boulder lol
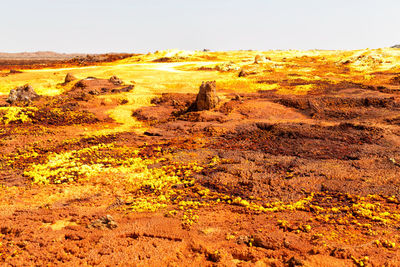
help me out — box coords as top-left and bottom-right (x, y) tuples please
(109, 75), (123, 85)
(6, 84), (39, 104)
(190, 81), (219, 111)
(64, 73), (77, 83)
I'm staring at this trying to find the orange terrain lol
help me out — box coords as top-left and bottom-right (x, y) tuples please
(1, 49), (400, 266)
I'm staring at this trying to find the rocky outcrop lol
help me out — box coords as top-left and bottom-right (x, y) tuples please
(64, 73), (77, 83)
(6, 84), (39, 104)
(109, 75), (123, 85)
(189, 81), (219, 111)
(68, 77), (134, 99)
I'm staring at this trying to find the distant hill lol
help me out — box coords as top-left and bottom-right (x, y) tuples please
(391, 44), (400, 48)
(0, 51), (85, 60)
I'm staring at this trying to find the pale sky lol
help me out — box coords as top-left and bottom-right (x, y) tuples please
(1, 0), (399, 53)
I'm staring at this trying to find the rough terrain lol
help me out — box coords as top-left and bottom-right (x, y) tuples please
(1, 48), (400, 266)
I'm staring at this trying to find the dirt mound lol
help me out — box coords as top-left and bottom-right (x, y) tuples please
(214, 122), (384, 160)
(9, 69), (23, 74)
(6, 84), (39, 104)
(276, 95), (399, 120)
(68, 77), (133, 98)
(151, 93), (195, 108)
(32, 107), (99, 126)
(389, 75), (400, 85)
(189, 81), (219, 111)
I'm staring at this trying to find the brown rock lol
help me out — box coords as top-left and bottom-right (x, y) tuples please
(286, 256), (304, 267)
(109, 75), (123, 85)
(232, 93), (242, 101)
(190, 81), (219, 111)
(64, 73), (77, 83)
(238, 69), (249, 77)
(252, 234), (282, 250)
(6, 84), (39, 104)
(88, 215), (118, 229)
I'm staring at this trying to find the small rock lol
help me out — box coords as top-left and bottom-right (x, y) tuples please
(256, 122), (274, 131)
(238, 69), (249, 77)
(88, 215), (118, 229)
(232, 94), (242, 101)
(252, 234), (282, 250)
(109, 75), (123, 85)
(171, 99), (181, 107)
(120, 85), (134, 92)
(206, 250), (223, 263)
(88, 90), (99, 95)
(236, 235), (251, 245)
(286, 256), (303, 267)
(144, 130), (162, 136)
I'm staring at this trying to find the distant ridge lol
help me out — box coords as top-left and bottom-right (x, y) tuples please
(0, 51), (85, 59)
(391, 44), (400, 48)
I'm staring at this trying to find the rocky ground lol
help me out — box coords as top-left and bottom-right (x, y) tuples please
(1, 49), (400, 266)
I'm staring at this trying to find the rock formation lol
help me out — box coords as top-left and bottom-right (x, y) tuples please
(68, 76), (134, 98)
(190, 81), (219, 111)
(6, 84), (39, 104)
(109, 75), (123, 85)
(64, 73), (77, 83)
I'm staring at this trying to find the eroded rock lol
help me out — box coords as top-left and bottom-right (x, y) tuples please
(109, 75), (123, 85)
(6, 84), (39, 104)
(190, 81), (219, 111)
(64, 73), (77, 83)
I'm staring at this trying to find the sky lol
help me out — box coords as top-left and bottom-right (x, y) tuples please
(1, 0), (399, 53)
